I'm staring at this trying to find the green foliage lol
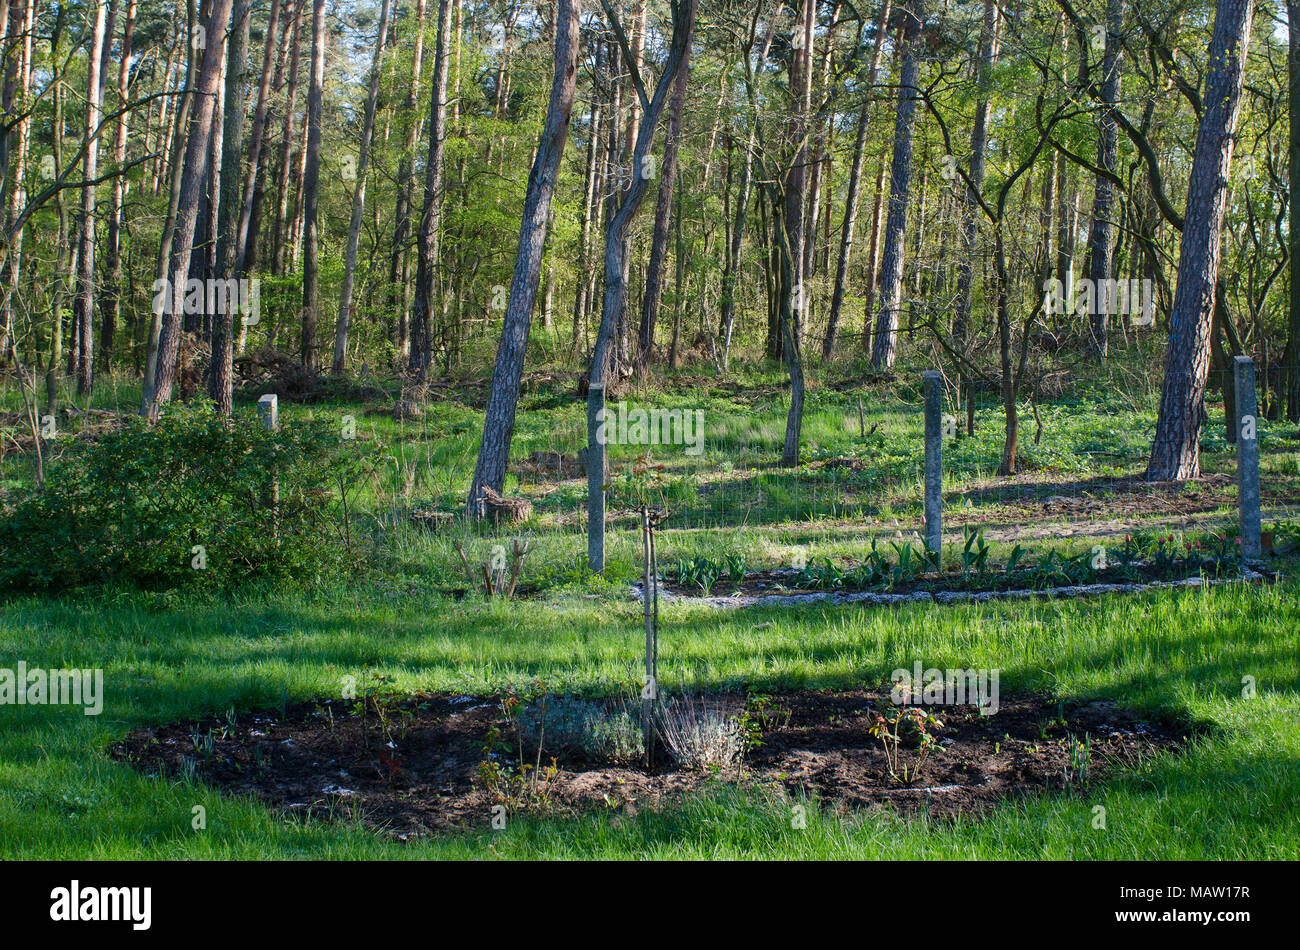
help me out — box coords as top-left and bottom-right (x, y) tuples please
(867, 704), (944, 785)
(515, 694), (643, 764)
(676, 556), (727, 594)
(0, 405), (355, 593)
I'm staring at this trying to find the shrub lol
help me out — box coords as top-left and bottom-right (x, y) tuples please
(0, 404), (354, 592)
(516, 695), (644, 764)
(658, 695), (745, 770)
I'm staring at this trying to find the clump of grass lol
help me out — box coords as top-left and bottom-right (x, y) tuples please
(658, 695), (746, 770)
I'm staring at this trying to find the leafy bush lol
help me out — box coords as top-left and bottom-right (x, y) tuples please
(0, 404), (354, 592)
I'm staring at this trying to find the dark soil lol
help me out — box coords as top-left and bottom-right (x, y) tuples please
(112, 688), (1187, 839)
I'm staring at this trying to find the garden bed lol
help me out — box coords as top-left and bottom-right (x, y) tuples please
(112, 688), (1187, 839)
(636, 564), (1273, 610)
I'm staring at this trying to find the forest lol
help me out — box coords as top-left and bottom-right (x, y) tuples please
(0, 0), (1298, 869)
(0, 0), (1290, 487)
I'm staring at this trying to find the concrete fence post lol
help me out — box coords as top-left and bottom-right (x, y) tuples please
(1234, 357), (1261, 559)
(587, 383), (605, 573)
(923, 371), (942, 557)
(258, 394), (281, 542)
(257, 394), (279, 432)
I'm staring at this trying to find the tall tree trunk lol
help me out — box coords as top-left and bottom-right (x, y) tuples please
(1146, 0), (1254, 480)
(1284, 0), (1300, 421)
(234, 0), (285, 278)
(780, 0), (814, 356)
(142, 0), (236, 419)
(74, 0), (111, 397)
(1085, 0), (1123, 359)
(869, 0), (923, 370)
(390, 0), (427, 361)
(635, 0), (694, 379)
(142, 0), (198, 411)
(824, 0), (891, 359)
(0, 0), (33, 364)
(951, 0), (999, 347)
(466, 0), (579, 514)
(98, 0), (137, 375)
(408, 0), (452, 381)
(718, 28), (775, 372)
(572, 90), (601, 348)
(298, 0), (325, 371)
(589, 0), (695, 388)
(210, 0), (250, 413)
(332, 0), (393, 372)
(860, 162), (885, 352)
(270, 0), (304, 275)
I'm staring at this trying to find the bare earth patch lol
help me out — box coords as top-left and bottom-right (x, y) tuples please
(113, 689), (1187, 839)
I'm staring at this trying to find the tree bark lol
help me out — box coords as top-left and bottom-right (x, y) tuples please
(823, 0), (891, 359)
(270, 0), (304, 276)
(142, 0), (236, 420)
(332, 0), (393, 372)
(466, 0), (579, 515)
(389, 0), (427, 361)
(1146, 0), (1255, 480)
(951, 0), (999, 347)
(869, 0), (923, 370)
(210, 0), (250, 414)
(234, 0), (285, 280)
(1084, 0), (1123, 359)
(408, 0), (452, 381)
(635, 0), (694, 379)
(1284, 0), (1300, 420)
(588, 0), (695, 388)
(298, 0), (326, 372)
(73, 0), (111, 397)
(98, 0), (137, 375)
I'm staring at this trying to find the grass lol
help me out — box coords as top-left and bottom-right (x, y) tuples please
(2, 354), (1298, 859)
(1, 571), (1296, 859)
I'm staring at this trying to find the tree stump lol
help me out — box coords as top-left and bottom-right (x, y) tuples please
(474, 486), (533, 526)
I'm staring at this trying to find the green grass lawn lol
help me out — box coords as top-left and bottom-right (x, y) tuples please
(2, 569), (1296, 859)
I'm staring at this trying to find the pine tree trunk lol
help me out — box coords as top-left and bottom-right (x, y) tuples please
(1084, 0), (1123, 360)
(298, 0), (325, 371)
(233, 0), (286, 279)
(389, 0), (427, 361)
(210, 0), (249, 414)
(270, 1), (304, 275)
(952, 0), (999, 347)
(73, 0), (110, 397)
(332, 0), (393, 373)
(635, 0), (694, 379)
(142, 0), (236, 420)
(869, 0), (923, 370)
(466, 0), (579, 514)
(408, 0), (452, 381)
(824, 0), (891, 359)
(98, 0), (136, 375)
(1146, 0), (1255, 480)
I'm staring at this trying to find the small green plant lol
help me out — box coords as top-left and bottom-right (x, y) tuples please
(737, 693), (790, 751)
(677, 557), (725, 594)
(867, 704), (944, 785)
(475, 688), (559, 812)
(1063, 733), (1092, 788)
(960, 527), (991, 576)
